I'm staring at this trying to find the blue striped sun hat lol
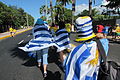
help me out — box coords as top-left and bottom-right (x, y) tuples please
(75, 16), (96, 42)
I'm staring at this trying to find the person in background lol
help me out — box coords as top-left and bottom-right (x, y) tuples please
(13, 29), (17, 36)
(111, 26), (117, 40)
(115, 24), (120, 39)
(19, 18), (56, 78)
(50, 23), (58, 37)
(33, 19), (51, 78)
(9, 27), (14, 37)
(103, 24), (110, 36)
(65, 23), (71, 36)
(64, 16), (101, 80)
(54, 21), (71, 66)
(108, 25), (112, 36)
(96, 27), (109, 55)
(96, 24), (104, 33)
(71, 24), (75, 32)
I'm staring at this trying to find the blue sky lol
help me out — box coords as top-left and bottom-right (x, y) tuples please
(0, 0), (104, 22)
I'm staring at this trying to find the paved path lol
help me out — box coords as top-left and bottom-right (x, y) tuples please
(0, 28), (32, 40)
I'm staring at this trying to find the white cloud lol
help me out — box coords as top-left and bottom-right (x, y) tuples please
(75, 4), (107, 15)
(101, 0), (110, 6)
(94, 6), (106, 13)
(75, 4), (89, 15)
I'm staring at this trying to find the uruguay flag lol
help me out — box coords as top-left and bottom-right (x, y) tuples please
(54, 28), (71, 52)
(19, 25), (59, 52)
(65, 41), (99, 80)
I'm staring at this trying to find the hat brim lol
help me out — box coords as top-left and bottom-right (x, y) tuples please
(75, 33), (96, 42)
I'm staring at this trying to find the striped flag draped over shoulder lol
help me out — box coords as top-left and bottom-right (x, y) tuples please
(54, 28), (71, 52)
(19, 25), (58, 52)
(65, 41), (99, 80)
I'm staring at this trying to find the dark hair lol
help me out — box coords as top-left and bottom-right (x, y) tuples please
(51, 23), (55, 27)
(58, 21), (65, 29)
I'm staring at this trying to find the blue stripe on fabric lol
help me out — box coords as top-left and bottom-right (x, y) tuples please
(27, 45), (42, 49)
(58, 41), (70, 47)
(93, 72), (97, 80)
(78, 33), (92, 37)
(85, 76), (93, 80)
(77, 29), (92, 33)
(34, 27), (48, 33)
(76, 20), (92, 26)
(56, 31), (68, 36)
(35, 34), (52, 39)
(30, 40), (52, 44)
(76, 25), (92, 30)
(65, 44), (84, 80)
(55, 35), (69, 43)
(56, 29), (66, 33)
(85, 72), (97, 80)
(73, 48), (91, 80)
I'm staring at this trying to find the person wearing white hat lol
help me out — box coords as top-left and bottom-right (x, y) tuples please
(64, 16), (100, 80)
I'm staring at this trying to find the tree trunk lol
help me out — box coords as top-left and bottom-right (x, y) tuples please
(50, 0), (54, 24)
(89, 0), (92, 17)
(72, 0), (75, 24)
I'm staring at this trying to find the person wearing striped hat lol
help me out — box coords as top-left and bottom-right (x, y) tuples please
(64, 16), (100, 80)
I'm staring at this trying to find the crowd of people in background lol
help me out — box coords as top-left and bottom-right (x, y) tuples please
(18, 16), (120, 79)
(94, 23), (120, 41)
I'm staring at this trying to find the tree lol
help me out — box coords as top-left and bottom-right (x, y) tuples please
(104, 0), (120, 15)
(78, 10), (89, 16)
(56, 0), (72, 21)
(56, 0), (72, 6)
(54, 3), (64, 23)
(0, 2), (34, 32)
(39, 5), (50, 20)
(50, 0), (53, 23)
(77, 8), (100, 17)
(40, 5), (46, 15)
(105, 0), (120, 9)
(72, 0), (75, 24)
(64, 8), (72, 23)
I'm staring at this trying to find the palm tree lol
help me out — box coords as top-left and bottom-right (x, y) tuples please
(89, 0), (96, 17)
(89, 0), (92, 16)
(50, 0), (53, 23)
(40, 5), (50, 20)
(40, 5), (46, 16)
(56, 0), (72, 6)
(56, 0), (72, 21)
(54, 3), (64, 22)
(72, 0), (75, 25)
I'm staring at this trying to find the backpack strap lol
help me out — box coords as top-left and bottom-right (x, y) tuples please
(96, 39), (107, 63)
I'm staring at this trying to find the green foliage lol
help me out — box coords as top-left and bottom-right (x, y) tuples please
(0, 2), (34, 32)
(77, 8), (100, 17)
(53, 3), (72, 23)
(56, 0), (72, 6)
(64, 8), (72, 23)
(40, 16), (46, 21)
(39, 5), (50, 21)
(106, 0), (120, 9)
